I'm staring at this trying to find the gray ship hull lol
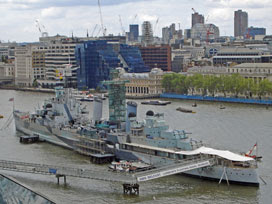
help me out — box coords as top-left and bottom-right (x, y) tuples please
(14, 113), (78, 149)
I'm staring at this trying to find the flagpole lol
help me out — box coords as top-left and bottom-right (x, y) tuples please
(256, 142), (258, 158)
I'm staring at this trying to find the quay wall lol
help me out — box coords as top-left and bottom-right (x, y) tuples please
(0, 86), (55, 93)
(160, 93), (272, 105)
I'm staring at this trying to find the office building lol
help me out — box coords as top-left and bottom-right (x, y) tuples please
(192, 12), (204, 28)
(162, 23), (182, 44)
(213, 47), (263, 65)
(234, 10), (248, 37)
(76, 40), (148, 89)
(245, 27), (266, 39)
(14, 44), (36, 86)
(191, 23), (220, 42)
(129, 24), (139, 42)
(117, 67), (165, 97)
(141, 21), (153, 45)
(138, 45), (171, 72)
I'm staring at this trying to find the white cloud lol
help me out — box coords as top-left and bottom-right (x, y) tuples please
(0, 0), (271, 42)
(41, 7), (65, 19)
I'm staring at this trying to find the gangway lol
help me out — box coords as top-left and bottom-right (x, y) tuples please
(0, 157), (216, 194)
(0, 159), (134, 183)
(134, 156), (216, 182)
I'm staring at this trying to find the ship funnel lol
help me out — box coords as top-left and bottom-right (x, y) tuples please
(93, 96), (103, 124)
(126, 101), (137, 133)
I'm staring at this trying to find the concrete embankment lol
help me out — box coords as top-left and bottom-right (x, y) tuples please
(0, 86), (54, 93)
(160, 93), (272, 106)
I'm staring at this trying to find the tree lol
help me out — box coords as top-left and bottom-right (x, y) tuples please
(32, 79), (38, 88)
(162, 73), (176, 93)
(257, 79), (272, 99)
(190, 74), (204, 95)
(204, 75), (220, 97)
(229, 74), (246, 97)
(173, 74), (188, 94)
(246, 78), (256, 98)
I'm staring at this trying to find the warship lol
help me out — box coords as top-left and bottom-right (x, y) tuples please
(107, 103), (259, 186)
(13, 82), (259, 186)
(13, 86), (109, 156)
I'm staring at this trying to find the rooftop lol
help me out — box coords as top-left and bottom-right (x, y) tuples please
(233, 63), (272, 69)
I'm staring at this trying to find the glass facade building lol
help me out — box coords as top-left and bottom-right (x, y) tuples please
(76, 40), (148, 89)
(119, 44), (149, 73)
(129, 24), (139, 41)
(244, 27), (266, 38)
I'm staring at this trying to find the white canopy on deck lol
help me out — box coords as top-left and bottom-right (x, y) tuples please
(176, 146), (254, 162)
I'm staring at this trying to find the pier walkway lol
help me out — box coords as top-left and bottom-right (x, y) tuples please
(0, 159), (134, 183)
(0, 157), (215, 194)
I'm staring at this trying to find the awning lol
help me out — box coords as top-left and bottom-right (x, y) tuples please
(176, 146), (254, 162)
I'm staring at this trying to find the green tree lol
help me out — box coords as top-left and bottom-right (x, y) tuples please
(204, 75), (220, 96)
(162, 73), (176, 93)
(257, 79), (272, 99)
(174, 74), (188, 94)
(229, 74), (246, 97)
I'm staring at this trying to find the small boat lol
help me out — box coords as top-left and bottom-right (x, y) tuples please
(176, 107), (196, 113)
(141, 100), (171, 106)
(219, 105), (225, 109)
(108, 160), (152, 172)
(79, 97), (94, 102)
(0, 115), (3, 119)
(192, 102), (197, 107)
(108, 160), (131, 172)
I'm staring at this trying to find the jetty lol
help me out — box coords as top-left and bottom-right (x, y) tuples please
(0, 156), (215, 195)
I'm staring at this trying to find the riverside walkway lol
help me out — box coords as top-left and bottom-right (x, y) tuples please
(161, 93), (272, 105)
(0, 156), (215, 194)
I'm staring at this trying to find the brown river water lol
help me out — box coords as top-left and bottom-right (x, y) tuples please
(0, 89), (271, 204)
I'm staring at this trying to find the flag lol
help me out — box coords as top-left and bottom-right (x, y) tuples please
(9, 98), (14, 102)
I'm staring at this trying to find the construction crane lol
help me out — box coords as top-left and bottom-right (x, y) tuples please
(245, 28), (251, 39)
(132, 14), (137, 24)
(206, 24), (214, 43)
(153, 18), (159, 36)
(97, 0), (106, 36)
(119, 15), (125, 36)
(35, 19), (48, 37)
(91, 24), (98, 37)
(96, 27), (101, 37)
(192, 8), (197, 13)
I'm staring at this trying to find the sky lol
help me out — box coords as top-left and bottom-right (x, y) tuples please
(0, 0), (271, 42)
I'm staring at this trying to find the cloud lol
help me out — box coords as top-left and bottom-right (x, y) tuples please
(0, 0), (271, 42)
(41, 7), (65, 19)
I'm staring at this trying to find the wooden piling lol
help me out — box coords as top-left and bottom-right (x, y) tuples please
(56, 174), (66, 185)
(123, 183), (139, 195)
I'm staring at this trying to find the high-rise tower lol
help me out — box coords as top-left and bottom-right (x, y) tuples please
(234, 9), (248, 37)
(192, 12), (204, 28)
(141, 21), (153, 45)
(129, 24), (139, 41)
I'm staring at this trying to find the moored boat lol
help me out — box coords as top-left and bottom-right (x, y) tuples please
(176, 107), (196, 113)
(141, 100), (171, 106)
